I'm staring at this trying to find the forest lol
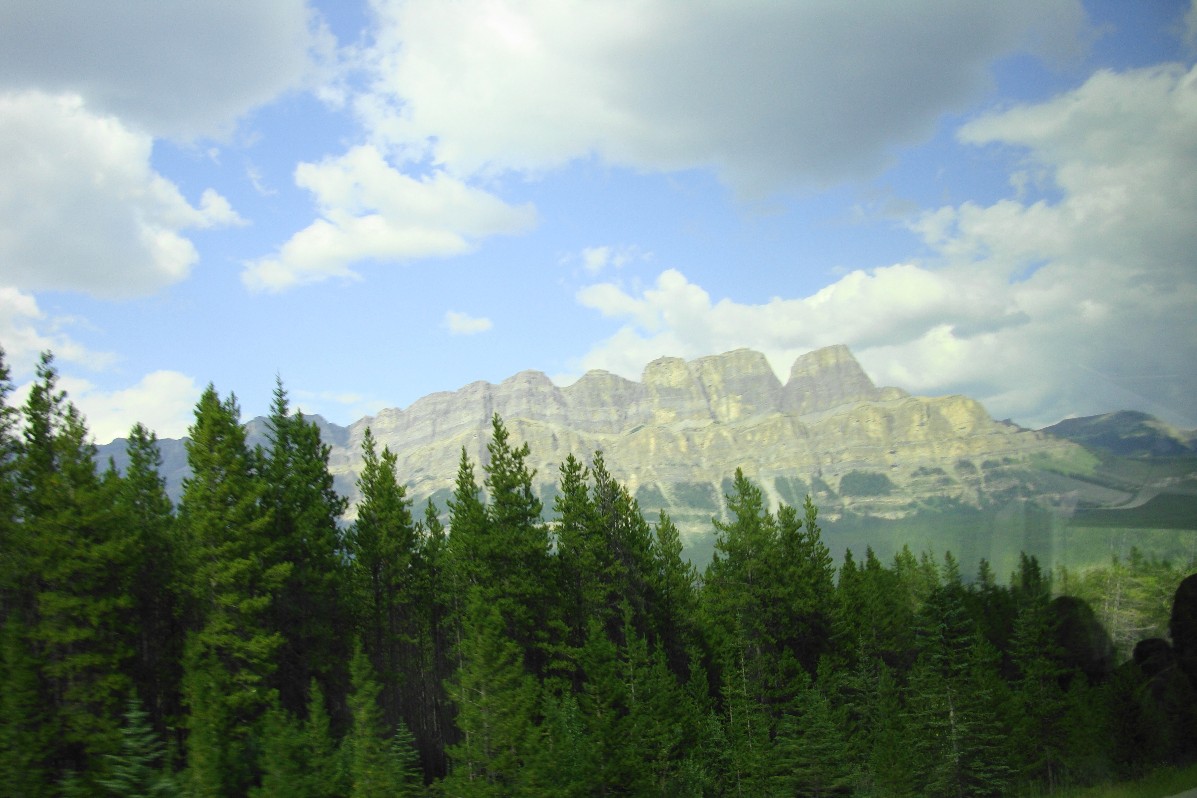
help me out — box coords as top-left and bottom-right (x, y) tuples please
(1, 350), (1195, 797)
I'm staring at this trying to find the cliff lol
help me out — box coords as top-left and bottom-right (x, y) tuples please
(101, 345), (1096, 539)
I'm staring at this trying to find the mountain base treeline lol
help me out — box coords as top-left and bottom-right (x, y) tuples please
(1, 351), (1196, 797)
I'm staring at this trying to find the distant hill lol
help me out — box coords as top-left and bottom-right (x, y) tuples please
(1041, 411), (1197, 458)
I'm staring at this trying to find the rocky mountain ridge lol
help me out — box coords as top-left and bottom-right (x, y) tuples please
(105, 345), (1098, 539)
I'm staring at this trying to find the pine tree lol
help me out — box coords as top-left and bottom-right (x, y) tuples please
(179, 385), (286, 795)
(347, 427), (416, 731)
(702, 468), (779, 701)
(98, 698), (178, 798)
(15, 353), (135, 776)
(908, 582), (1014, 797)
(1009, 575), (1069, 791)
(480, 415), (553, 674)
(774, 497), (835, 675)
(114, 423), (185, 738)
(262, 381), (351, 718)
(0, 351), (53, 795)
(0, 617), (54, 797)
(348, 646), (422, 797)
(254, 682), (342, 798)
(443, 589), (540, 798)
(649, 510), (702, 679)
(772, 669), (853, 797)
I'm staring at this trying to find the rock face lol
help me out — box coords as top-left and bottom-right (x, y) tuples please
(101, 345), (1092, 540)
(324, 346), (1082, 534)
(784, 344), (904, 415)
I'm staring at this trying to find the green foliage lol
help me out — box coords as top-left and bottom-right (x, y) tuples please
(261, 380), (352, 717)
(12, 353), (136, 774)
(348, 426), (417, 729)
(180, 385), (285, 795)
(3, 353), (1195, 797)
(444, 589), (540, 797)
(254, 683), (343, 798)
(98, 699), (178, 798)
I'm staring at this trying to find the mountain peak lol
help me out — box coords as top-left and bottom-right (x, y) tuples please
(784, 345), (899, 415)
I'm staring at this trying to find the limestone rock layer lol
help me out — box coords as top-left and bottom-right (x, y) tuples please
(323, 346), (1081, 534)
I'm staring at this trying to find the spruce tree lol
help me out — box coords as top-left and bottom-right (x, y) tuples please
(649, 510), (702, 679)
(775, 498), (835, 674)
(347, 646), (422, 797)
(0, 350), (53, 794)
(0, 617), (54, 796)
(480, 414), (553, 674)
(0, 347), (19, 617)
(588, 451), (658, 640)
(702, 468), (779, 701)
(866, 664), (918, 797)
(443, 589), (540, 798)
(552, 452), (602, 675)
(15, 353), (134, 777)
(347, 427), (416, 731)
(1010, 578), (1069, 791)
(412, 498), (454, 778)
(114, 423), (184, 737)
(262, 381), (351, 718)
(908, 581), (1014, 797)
(98, 698), (178, 798)
(179, 385), (286, 795)
(254, 682), (342, 798)
(772, 669), (853, 797)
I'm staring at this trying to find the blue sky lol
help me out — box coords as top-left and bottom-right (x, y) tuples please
(1, 0), (1195, 444)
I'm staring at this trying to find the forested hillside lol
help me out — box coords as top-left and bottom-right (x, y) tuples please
(2, 351), (1195, 797)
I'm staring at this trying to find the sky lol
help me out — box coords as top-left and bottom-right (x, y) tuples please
(1, 0), (1196, 445)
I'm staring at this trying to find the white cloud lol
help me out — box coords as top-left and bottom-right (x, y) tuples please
(573, 244), (647, 275)
(0, 0), (322, 139)
(0, 286), (113, 375)
(356, 0), (1087, 195)
(8, 367), (200, 445)
(243, 145), (537, 291)
(444, 311), (494, 336)
(63, 370), (201, 445)
(0, 91), (245, 298)
(571, 64), (1197, 429)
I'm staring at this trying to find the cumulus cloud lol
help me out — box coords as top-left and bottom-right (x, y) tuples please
(444, 311), (494, 336)
(571, 63), (1197, 429)
(573, 266), (1016, 384)
(356, 0), (1087, 195)
(243, 145), (537, 291)
(0, 92), (245, 298)
(0, 286), (112, 374)
(0, 0), (321, 139)
(61, 370), (202, 445)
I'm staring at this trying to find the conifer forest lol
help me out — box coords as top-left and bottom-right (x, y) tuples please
(2, 351), (1195, 797)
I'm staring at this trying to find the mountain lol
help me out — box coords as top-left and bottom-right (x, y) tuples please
(1041, 411), (1197, 458)
(100, 345), (1120, 541)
